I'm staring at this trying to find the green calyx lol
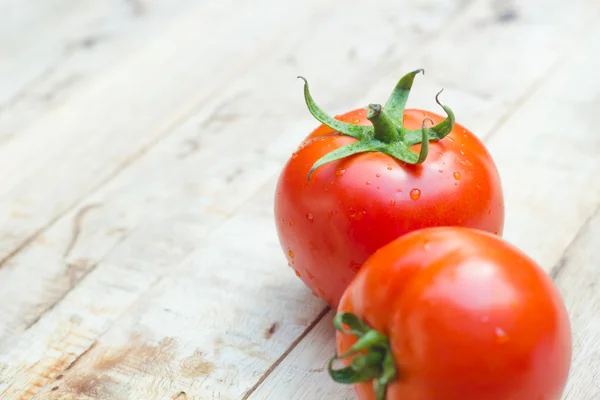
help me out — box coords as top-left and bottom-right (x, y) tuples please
(328, 312), (397, 400)
(298, 69), (455, 181)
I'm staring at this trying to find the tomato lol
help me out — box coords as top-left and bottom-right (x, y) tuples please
(274, 70), (504, 308)
(330, 227), (572, 400)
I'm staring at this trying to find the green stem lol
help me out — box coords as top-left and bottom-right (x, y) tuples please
(328, 312), (398, 400)
(367, 104), (400, 143)
(298, 69), (456, 181)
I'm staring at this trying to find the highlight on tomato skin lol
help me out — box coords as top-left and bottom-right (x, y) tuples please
(328, 226), (572, 400)
(274, 69), (505, 309)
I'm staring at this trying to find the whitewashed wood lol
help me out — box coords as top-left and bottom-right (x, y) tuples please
(0, 0), (478, 351)
(0, 0), (334, 265)
(1, 1), (599, 399)
(0, 0), (199, 142)
(247, 309), (355, 400)
(0, 1), (474, 397)
(558, 206), (600, 400)
(249, 15), (600, 400)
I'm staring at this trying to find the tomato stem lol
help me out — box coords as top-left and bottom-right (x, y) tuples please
(328, 312), (397, 400)
(367, 104), (399, 143)
(298, 69), (456, 181)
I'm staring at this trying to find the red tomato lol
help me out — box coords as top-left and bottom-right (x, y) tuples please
(274, 70), (504, 308)
(331, 227), (571, 400)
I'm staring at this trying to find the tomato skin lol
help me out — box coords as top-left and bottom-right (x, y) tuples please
(274, 108), (504, 307)
(336, 227), (572, 400)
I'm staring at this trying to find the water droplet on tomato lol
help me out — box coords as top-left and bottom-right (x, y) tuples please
(294, 270), (301, 277)
(438, 169), (443, 173)
(306, 270), (314, 279)
(306, 212), (314, 222)
(328, 211), (334, 218)
(476, 184), (482, 190)
(460, 149), (465, 155)
(365, 181), (371, 185)
(349, 208), (366, 220)
(495, 327), (509, 343)
(317, 288), (326, 296)
(410, 189), (421, 200)
(462, 159), (473, 167)
(335, 169), (346, 176)
(453, 172), (461, 180)
(289, 219), (295, 226)
(387, 166), (393, 171)
(446, 137), (454, 142)
(292, 152), (298, 159)
(376, 174), (381, 178)
(288, 249), (295, 258)
(352, 119), (360, 124)
(437, 152), (442, 156)
(390, 199), (396, 206)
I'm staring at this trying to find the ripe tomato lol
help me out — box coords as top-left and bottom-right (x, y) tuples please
(274, 70), (504, 308)
(330, 227), (572, 400)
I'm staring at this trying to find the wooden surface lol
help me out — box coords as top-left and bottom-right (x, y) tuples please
(0, 1), (599, 399)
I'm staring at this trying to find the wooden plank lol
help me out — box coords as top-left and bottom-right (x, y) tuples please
(0, 0), (475, 350)
(557, 205), (600, 400)
(0, 1), (474, 398)
(0, 0), (331, 267)
(247, 4), (600, 399)
(2, 1), (598, 399)
(0, 0), (198, 142)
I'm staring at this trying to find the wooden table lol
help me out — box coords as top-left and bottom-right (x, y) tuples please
(0, 1), (598, 399)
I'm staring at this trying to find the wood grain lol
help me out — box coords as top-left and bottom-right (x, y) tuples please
(558, 205), (600, 400)
(0, 0), (198, 142)
(0, 1), (472, 398)
(0, 0), (599, 399)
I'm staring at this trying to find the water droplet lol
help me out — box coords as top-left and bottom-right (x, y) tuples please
(280, 218), (285, 223)
(462, 159), (473, 167)
(365, 181), (371, 185)
(292, 152), (298, 159)
(376, 186), (380, 190)
(294, 270), (301, 277)
(328, 211), (334, 218)
(410, 189), (421, 200)
(390, 199), (396, 206)
(376, 174), (381, 178)
(349, 208), (366, 221)
(317, 288), (326, 296)
(438, 169), (443, 173)
(288, 249), (295, 258)
(387, 166), (393, 171)
(453, 172), (461, 180)
(349, 262), (362, 272)
(476, 184), (482, 190)
(460, 149), (465, 155)
(289, 219), (295, 226)
(306, 270), (314, 279)
(446, 137), (454, 142)
(495, 327), (509, 343)
(437, 152), (442, 156)
(352, 119), (360, 124)
(335, 169), (346, 176)
(306, 212), (314, 222)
